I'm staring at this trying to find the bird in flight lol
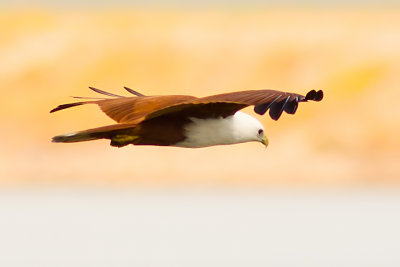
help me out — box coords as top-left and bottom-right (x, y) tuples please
(51, 87), (323, 148)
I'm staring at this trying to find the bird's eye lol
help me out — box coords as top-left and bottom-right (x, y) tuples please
(258, 129), (264, 135)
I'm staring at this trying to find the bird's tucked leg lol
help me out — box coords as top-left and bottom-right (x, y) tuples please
(110, 135), (139, 147)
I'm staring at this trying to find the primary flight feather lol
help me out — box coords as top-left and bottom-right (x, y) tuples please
(50, 87), (323, 148)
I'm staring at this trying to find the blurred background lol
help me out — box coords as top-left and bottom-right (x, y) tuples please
(0, 0), (399, 266)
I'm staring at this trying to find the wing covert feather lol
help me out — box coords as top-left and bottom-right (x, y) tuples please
(50, 88), (322, 123)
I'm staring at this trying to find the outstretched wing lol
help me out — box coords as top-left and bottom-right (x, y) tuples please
(51, 87), (323, 123)
(145, 89), (323, 121)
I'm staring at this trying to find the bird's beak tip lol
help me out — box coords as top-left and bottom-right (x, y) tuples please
(262, 136), (269, 148)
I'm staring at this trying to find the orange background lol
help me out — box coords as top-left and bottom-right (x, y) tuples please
(1, 8), (399, 187)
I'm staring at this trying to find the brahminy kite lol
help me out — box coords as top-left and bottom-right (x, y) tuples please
(50, 87), (323, 148)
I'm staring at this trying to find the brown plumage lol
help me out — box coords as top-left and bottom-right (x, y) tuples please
(50, 87), (323, 147)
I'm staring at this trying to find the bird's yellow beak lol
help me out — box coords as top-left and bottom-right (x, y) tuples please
(261, 135), (269, 148)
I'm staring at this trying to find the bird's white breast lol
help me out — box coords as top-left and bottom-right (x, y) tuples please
(174, 111), (263, 148)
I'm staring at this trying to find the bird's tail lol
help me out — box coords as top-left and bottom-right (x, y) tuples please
(52, 131), (101, 143)
(52, 123), (138, 144)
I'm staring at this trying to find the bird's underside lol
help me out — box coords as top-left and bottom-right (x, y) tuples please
(50, 87), (323, 148)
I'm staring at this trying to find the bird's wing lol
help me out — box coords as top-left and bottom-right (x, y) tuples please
(145, 89), (323, 121)
(50, 88), (323, 123)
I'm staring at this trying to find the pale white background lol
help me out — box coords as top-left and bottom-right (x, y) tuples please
(1, 188), (399, 266)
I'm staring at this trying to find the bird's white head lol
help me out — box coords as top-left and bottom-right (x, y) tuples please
(232, 112), (268, 147)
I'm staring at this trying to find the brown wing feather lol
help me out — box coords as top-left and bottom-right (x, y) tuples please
(88, 87), (124, 97)
(124, 86), (145, 96)
(96, 95), (197, 123)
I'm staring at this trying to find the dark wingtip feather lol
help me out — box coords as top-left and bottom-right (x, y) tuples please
(124, 87), (145, 97)
(283, 98), (299, 114)
(50, 102), (85, 113)
(305, 90), (316, 101)
(269, 96), (291, 120)
(315, 90), (324, 101)
(254, 103), (269, 115)
(305, 89), (324, 101)
(254, 96), (281, 115)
